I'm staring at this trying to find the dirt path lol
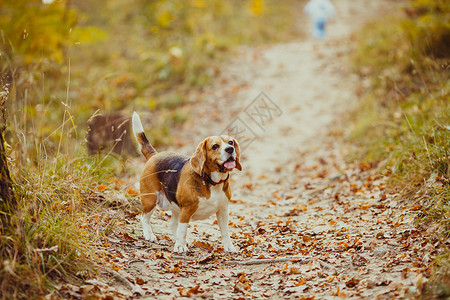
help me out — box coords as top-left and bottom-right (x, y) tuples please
(59, 1), (439, 299)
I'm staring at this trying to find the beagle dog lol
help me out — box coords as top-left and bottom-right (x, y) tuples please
(131, 112), (242, 253)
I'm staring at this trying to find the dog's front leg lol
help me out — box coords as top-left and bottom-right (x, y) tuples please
(173, 207), (194, 253)
(173, 222), (189, 253)
(216, 205), (237, 253)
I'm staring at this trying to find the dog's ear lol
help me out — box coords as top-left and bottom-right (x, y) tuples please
(190, 138), (208, 175)
(233, 138), (242, 171)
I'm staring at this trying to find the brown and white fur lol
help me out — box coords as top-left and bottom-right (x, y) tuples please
(132, 112), (242, 253)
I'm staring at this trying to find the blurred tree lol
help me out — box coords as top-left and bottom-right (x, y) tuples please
(0, 126), (15, 233)
(0, 0), (75, 68)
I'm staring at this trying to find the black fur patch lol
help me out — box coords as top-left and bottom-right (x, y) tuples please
(137, 132), (149, 145)
(156, 155), (189, 206)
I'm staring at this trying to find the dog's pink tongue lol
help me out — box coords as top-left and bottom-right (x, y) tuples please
(224, 160), (236, 170)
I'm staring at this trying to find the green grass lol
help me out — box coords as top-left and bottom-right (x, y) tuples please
(350, 0), (449, 297)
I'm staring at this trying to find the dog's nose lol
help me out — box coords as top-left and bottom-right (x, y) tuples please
(225, 146), (234, 154)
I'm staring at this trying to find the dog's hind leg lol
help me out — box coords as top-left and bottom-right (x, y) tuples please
(170, 211), (179, 240)
(140, 188), (159, 242)
(140, 209), (157, 242)
(139, 167), (162, 242)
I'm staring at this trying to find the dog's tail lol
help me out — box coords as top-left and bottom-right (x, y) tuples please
(132, 112), (157, 160)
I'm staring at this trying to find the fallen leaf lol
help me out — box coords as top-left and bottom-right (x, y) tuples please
(410, 205), (421, 211)
(345, 278), (360, 288)
(127, 187), (138, 195)
(122, 232), (136, 241)
(135, 277), (147, 285)
(401, 268), (410, 279)
(376, 232), (385, 239)
(193, 240), (215, 251)
(197, 253), (216, 264)
(179, 285), (204, 297)
(295, 277), (307, 286)
(376, 279), (392, 286)
(166, 266), (181, 273)
(302, 235), (312, 243)
(97, 184), (107, 192)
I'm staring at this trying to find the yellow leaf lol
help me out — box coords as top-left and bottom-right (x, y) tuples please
(249, 0), (264, 15)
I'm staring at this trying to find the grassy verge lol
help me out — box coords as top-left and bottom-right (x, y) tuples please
(350, 0), (449, 297)
(0, 144), (115, 297)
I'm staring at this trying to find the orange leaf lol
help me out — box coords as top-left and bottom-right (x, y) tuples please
(295, 277), (306, 286)
(193, 240), (214, 251)
(166, 266), (181, 273)
(302, 235), (312, 243)
(97, 184), (107, 192)
(410, 204), (421, 211)
(128, 187), (138, 195)
(123, 232), (136, 241)
(187, 285), (202, 295)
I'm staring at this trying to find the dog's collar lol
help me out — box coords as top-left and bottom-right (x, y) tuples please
(202, 172), (229, 186)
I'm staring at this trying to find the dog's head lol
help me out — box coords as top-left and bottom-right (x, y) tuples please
(190, 135), (242, 176)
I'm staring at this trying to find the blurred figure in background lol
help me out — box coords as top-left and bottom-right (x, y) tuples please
(304, 0), (335, 39)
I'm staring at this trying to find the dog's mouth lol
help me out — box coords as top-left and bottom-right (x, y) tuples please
(218, 157), (236, 172)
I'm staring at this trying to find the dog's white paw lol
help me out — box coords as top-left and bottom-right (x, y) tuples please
(143, 231), (157, 242)
(173, 242), (188, 253)
(223, 243), (237, 253)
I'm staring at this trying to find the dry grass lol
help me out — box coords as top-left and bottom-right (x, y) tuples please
(349, 0), (449, 297)
(0, 138), (121, 298)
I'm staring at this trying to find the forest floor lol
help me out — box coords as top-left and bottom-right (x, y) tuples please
(51, 0), (441, 299)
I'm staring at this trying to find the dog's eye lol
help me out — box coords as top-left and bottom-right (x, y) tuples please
(212, 144), (219, 150)
(228, 140), (234, 145)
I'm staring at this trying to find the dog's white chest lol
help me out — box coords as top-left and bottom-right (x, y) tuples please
(158, 185), (228, 221)
(191, 185), (228, 220)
